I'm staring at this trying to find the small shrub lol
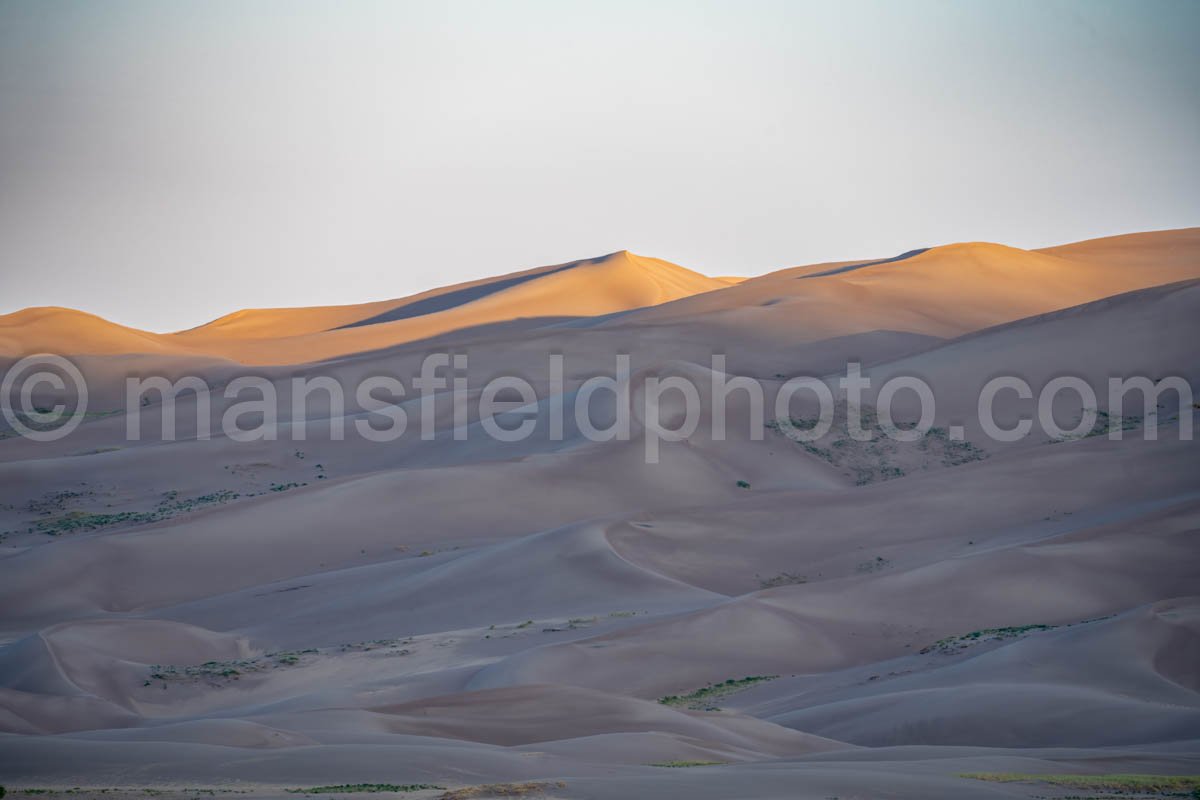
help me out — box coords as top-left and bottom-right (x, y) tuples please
(758, 572), (806, 589)
(736, 480), (750, 489)
(856, 556), (891, 573)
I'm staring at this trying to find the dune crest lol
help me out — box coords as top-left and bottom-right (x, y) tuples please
(1, 250), (727, 364)
(3, 231), (1196, 364)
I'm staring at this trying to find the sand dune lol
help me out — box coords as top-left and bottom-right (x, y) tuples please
(0, 251), (728, 364)
(1, 228), (1198, 797)
(6, 230), (1196, 367)
(1036, 226), (1200, 268)
(371, 683), (845, 755)
(767, 599), (1200, 747)
(599, 230), (1200, 346)
(0, 307), (181, 358)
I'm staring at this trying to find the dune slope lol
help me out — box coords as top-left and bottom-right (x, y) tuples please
(1, 228), (1198, 797)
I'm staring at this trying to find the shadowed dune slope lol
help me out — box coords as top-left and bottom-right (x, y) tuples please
(767, 599), (1200, 747)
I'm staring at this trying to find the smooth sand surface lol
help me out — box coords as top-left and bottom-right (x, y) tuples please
(1, 228), (1198, 797)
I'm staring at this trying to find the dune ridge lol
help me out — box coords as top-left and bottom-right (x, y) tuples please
(0, 227), (1198, 797)
(1, 250), (727, 364)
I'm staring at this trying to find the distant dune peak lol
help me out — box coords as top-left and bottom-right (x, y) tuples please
(1, 228), (1197, 364)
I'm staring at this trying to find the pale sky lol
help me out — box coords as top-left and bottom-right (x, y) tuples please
(1, 0), (1197, 332)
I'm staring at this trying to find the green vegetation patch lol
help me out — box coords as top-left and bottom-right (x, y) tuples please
(659, 675), (779, 711)
(8, 790), (245, 797)
(648, 761), (725, 768)
(765, 407), (987, 486)
(145, 633), (419, 689)
(921, 624), (1055, 655)
(26, 483), (311, 537)
(1048, 409), (1145, 443)
(337, 636), (413, 654)
(147, 648), (319, 686)
(920, 426), (988, 467)
(856, 556), (891, 574)
(33, 510), (159, 536)
(287, 785), (443, 794)
(757, 571), (807, 589)
(31, 490), (243, 536)
(921, 615), (1116, 656)
(959, 772), (1200, 794)
(437, 783), (564, 800)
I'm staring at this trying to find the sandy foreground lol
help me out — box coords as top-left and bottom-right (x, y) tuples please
(1, 229), (1198, 798)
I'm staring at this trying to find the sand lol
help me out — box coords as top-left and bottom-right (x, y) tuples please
(0, 228), (1198, 798)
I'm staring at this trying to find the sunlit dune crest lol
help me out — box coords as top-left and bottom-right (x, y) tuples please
(0, 250), (726, 364)
(2, 229), (1197, 366)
